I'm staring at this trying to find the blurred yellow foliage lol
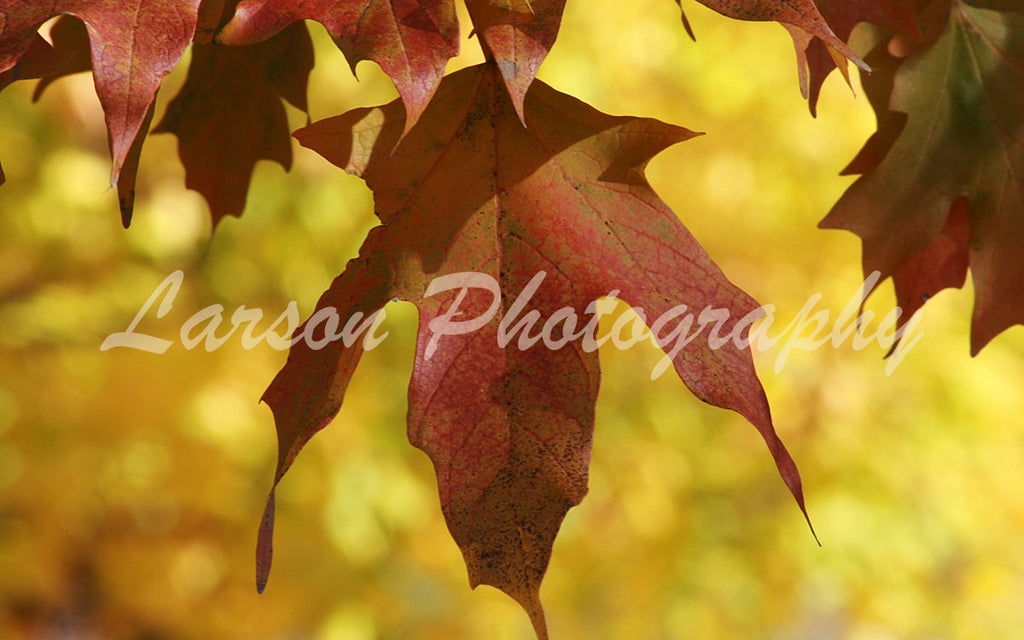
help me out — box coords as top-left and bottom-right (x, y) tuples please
(2, 2), (1024, 639)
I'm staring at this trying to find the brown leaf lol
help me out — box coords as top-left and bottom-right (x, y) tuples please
(154, 20), (313, 226)
(838, 21), (908, 176)
(257, 62), (811, 638)
(215, 0), (459, 132)
(822, 2), (1024, 354)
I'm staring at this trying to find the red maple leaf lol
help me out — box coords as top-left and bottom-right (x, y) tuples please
(0, 0), (202, 223)
(822, 1), (1024, 354)
(255, 61), (811, 638)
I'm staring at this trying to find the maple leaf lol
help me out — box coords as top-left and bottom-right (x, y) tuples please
(215, 0), (460, 133)
(154, 2), (313, 226)
(463, 0), (566, 119)
(822, 1), (1024, 355)
(0, 0), (202, 224)
(255, 62), (811, 638)
(674, 0), (871, 92)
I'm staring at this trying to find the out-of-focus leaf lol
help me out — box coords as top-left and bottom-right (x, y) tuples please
(822, 2), (1024, 354)
(154, 15), (313, 226)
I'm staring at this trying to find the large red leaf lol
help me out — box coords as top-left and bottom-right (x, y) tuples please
(154, 14), (313, 226)
(215, 0), (459, 132)
(464, 0), (566, 120)
(256, 62), (811, 638)
(822, 1), (1024, 355)
(0, 0), (201, 221)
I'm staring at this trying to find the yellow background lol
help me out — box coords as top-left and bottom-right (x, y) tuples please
(2, 2), (1023, 638)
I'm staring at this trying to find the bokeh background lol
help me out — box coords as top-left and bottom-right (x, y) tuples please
(2, 2), (1024, 639)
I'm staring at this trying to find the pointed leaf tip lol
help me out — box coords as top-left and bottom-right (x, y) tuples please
(805, 507), (821, 547)
(465, 0), (567, 120)
(119, 198), (133, 228)
(256, 490), (276, 594)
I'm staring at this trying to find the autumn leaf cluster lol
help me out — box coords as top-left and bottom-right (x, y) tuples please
(1, 0), (1021, 637)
